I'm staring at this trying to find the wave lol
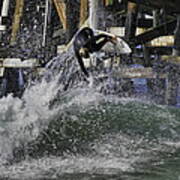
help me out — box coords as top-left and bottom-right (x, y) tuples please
(0, 51), (179, 179)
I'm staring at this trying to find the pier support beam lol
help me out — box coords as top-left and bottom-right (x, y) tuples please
(173, 15), (180, 56)
(133, 20), (176, 46)
(52, 0), (66, 30)
(89, 0), (106, 30)
(80, 0), (88, 26)
(66, 0), (80, 42)
(1, 0), (10, 17)
(125, 2), (138, 41)
(165, 14), (180, 105)
(10, 0), (24, 45)
(0, 0), (10, 39)
(165, 78), (178, 105)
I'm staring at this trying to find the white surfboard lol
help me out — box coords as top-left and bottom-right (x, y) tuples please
(94, 29), (132, 55)
(67, 27), (132, 55)
(115, 37), (132, 54)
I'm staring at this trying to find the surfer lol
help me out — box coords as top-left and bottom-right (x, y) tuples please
(73, 27), (118, 77)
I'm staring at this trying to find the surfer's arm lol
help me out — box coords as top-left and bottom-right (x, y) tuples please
(94, 34), (117, 51)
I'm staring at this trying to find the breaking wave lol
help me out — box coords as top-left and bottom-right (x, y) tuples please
(0, 51), (180, 180)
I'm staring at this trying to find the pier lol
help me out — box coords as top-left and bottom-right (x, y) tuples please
(0, 0), (179, 105)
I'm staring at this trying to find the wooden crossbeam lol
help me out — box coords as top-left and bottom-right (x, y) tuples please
(98, 67), (166, 79)
(52, 0), (66, 29)
(0, 58), (39, 68)
(107, 17), (153, 28)
(133, 20), (176, 46)
(109, 27), (174, 47)
(0, 25), (6, 31)
(112, 67), (166, 79)
(10, 0), (24, 45)
(148, 36), (174, 47)
(161, 55), (180, 64)
(82, 57), (166, 79)
(57, 44), (66, 54)
(109, 27), (146, 36)
(127, 0), (180, 13)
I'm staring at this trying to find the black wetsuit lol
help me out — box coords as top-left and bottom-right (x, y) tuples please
(73, 27), (113, 77)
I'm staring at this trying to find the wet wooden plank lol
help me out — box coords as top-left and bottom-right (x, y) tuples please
(112, 67), (166, 79)
(0, 25), (6, 31)
(0, 58), (39, 68)
(98, 67), (166, 79)
(57, 44), (66, 54)
(148, 36), (174, 47)
(108, 27), (146, 36)
(161, 55), (180, 64)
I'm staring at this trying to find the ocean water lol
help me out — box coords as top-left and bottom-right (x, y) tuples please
(0, 49), (180, 180)
(0, 83), (180, 180)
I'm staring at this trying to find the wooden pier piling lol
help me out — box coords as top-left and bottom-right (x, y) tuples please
(10, 0), (24, 45)
(125, 2), (138, 41)
(52, 0), (66, 30)
(173, 15), (180, 55)
(165, 78), (178, 105)
(89, 0), (106, 30)
(80, 0), (88, 26)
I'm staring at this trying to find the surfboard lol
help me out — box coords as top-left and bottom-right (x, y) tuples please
(95, 29), (132, 54)
(66, 26), (132, 55)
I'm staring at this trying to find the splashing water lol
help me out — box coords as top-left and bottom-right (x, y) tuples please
(0, 48), (180, 180)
